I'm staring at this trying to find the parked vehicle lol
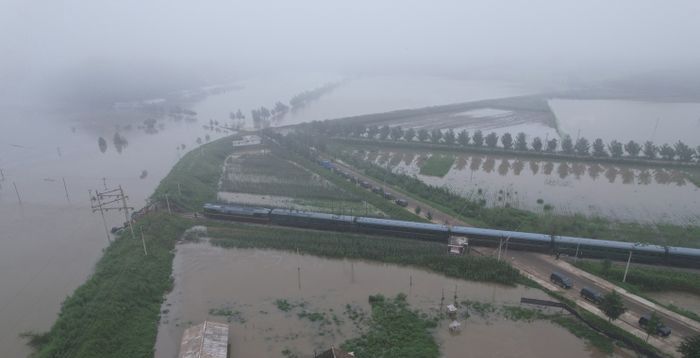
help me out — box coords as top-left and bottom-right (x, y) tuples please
(639, 315), (672, 337)
(550, 272), (573, 289)
(580, 287), (603, 304)
(395, 199), (408, 207)
(371, 187), (383, 194)
(359, 180), (371, 188)
(383, 192), (395, 200)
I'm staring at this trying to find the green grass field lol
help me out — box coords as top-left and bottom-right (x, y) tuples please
(419, 154), (455, 177)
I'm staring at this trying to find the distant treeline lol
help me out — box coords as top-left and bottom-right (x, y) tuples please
(306, 121), (700, 165)
(289, 81), (343, 109)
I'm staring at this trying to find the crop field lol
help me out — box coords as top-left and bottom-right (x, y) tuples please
(418, 154), (455, 177)
(220, 151), (381, 214)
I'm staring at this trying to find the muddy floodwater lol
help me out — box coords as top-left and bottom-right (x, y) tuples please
(549, 99), (700, 147)
(192, 75), (534, 128)
(154, 242), (613, 358)
(0, 108), (228, 357)
(352, 148), (700, 224)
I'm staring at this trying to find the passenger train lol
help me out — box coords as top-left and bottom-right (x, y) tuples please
(202, 203), (700, 268)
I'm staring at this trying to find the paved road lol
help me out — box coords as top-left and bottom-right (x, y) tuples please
(329, 158), (698, 356)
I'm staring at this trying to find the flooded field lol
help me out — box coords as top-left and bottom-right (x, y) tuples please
(0, 108), (229, 357)
(349, 147), (700, 224)
(192, 75), (535, 128)
(549, 99), (700, 147)
(154, 242), (610, 358)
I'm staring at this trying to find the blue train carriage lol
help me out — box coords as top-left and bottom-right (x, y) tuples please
(269, 208), (356, 231)
(354, 217), (450, 241)
(553, 236), (669, 263)
(665, 246), (700, 268)
(202, 203), (272, 223)
(449, 226), (553, 252)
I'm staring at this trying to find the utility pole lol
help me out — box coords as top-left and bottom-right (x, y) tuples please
(90, 189), (111, 243)
(140, 227), (148, 256)
(165, 193), (172, 214)
(13, 181), (22, 204)
(0, 168), (5, 181)
(90, 185), (136, 242)
(623, 251), (633, 283)
(62, 177), (70, 202)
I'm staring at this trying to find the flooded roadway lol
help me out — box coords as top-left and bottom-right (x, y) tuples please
(154, 242), (616, 358)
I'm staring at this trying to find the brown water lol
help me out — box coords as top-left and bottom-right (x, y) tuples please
(0, 108), (229, 357)
(549, 99), (700, 147)
(154, 242), (611, 358)
(352, 148), (700, 224)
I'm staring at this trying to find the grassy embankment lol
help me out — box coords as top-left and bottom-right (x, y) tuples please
(29, 138), (233, 358)
(575, 260), (700, 322)
(418, 154), (455, 177)
(327, 144), (700, 248)
(207, 223), (523, 286)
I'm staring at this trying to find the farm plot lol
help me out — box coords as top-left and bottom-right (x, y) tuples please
(219, 151), (381, 215)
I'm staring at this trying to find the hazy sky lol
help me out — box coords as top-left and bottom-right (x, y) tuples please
(2, 0), (699, 103)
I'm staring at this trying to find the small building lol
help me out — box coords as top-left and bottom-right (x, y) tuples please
(447, 236), (469, 255)
(446, 304), (458, 317)
(179, 321), (229, 358)
(315, 346), (355, 358)
(449, 320), (462, 333)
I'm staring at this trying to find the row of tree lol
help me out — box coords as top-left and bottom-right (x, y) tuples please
(315, 122), (700, 163)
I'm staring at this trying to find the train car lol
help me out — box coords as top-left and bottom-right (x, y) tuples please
(354, 217), (449, 241)
(553, 236), (668, 263)
(270, 208), (356, 231)
(202, 203), (272, 223)
(663, 246), (700, 268)
(450, 226), (553, 252)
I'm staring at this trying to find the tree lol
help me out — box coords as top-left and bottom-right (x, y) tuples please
(644, 312), (662, 341)
(390, 126), (404, 141)
(235, 109), (245, 119)
(624, 140), (641, 157)
(426, 211), (433, 220)
(600, 291), (626, 322)
(678, 335), (700, 358)
(546, 138), (558, 152)
(501, 132), (514, 150)
(515, 132), (528, 151)
(196, 137), (202, 145)
(404, 128), (416, 142)
(367, 125), (379, 139)
(379, 125), (391, 140)
(443, 129), (456, 145)
(98, 137), (108, 153)
(561, 135), (574, 154)
(608, 140), (623, 158)
(674, 141), (694, 162)
(592, 138), (607, 157)
(417, 128), (429, 142)
(485, 132), (499, 148)
(457, 130), (470, 146)
(531, 137), (543, 152)
(643, 141), (657, 159)
(659, 143), (676, 161)
(430, 128), (443, 144)
(472, 130), (484, 147)
(574, 137), (590, 156)
(414, 206), (422, 215)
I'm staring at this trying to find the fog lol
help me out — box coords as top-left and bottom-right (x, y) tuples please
(2, 0), (700, 107)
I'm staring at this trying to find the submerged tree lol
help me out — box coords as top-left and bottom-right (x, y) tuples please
(98, 137), (108, 153)
(608, 140), (623, 158)
(574, 137), (590, 156)
(501, 132), (514, 150)
(390, 126), (404, 141)
(515, 132), (528, 151)
(659, 143), (676, 161)
(624, 140), (641, 157)
(561, 135), (574, 154)
(430, 128), (443, 144)
(379, 125), (391, 140)
(531, 137), (543, 152)
(457, 130), (470, 146)
(546, 138), (558, 152)
(472, 130), (484, 147)
(674, 141), (695, 162)
(643, 141), (657, 159)
(485, 132), (499, 148)
(592, 138), (607, 157)
(417, 128), (429, 142)
(443, 129), (456, 145)
(367, 125), (380, 139)
(404, 127), (416, 142)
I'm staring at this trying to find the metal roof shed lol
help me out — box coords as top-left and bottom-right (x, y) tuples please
(179, 321), (229, 358)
